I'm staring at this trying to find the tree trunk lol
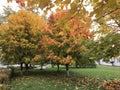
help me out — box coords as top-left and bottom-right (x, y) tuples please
(20, 63), (23, 76)
(25, 63), (29, 75)
(50, 60), (54, 68)
(98, 61), (101, 65)
(66, 64), (69, 76)
(57, 63), (60, 72)
(29, 63), (32, 68)
(110, 61), (114, 66)
(75, 61), (79, 68)
(75, 63), (78, 68)
(40, 64), (43, 70)
(52, 64), (54, 68)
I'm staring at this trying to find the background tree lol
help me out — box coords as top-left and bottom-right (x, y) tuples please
(89, 0), (120, 62)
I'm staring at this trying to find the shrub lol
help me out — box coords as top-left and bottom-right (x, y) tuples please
(100, 80), (120, 90)
(76, 63), (96, 68)
(7, 66), (15, 77)
(0, 84), (8, 90)
(0, 68), (11, 84)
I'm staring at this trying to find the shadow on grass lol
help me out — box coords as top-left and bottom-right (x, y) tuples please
(12, 66), (97, 79)
(13, 68), (68, 78)
(10, 67), (102, 90)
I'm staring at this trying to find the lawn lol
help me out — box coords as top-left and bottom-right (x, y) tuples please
(71, 65), (120, 79)
(9, 65), (120, 90)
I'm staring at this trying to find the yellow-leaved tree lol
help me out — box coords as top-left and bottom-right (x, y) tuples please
(0, 10), (47, 74)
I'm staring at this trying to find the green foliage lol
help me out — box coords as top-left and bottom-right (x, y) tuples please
(91, 33), (120, 62)
(90, 0), (120, 62)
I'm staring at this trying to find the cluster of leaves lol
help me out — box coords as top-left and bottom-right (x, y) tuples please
(98, 33), (120, 61)
(100, 80), (120, 90)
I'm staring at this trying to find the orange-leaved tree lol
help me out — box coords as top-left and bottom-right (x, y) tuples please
(46, 9), (93, 76)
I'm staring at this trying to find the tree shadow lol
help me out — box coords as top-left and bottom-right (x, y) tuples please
(12, 68), (68, 78)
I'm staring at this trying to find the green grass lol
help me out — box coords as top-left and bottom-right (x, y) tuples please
(71, 65), (120, 79)
(9, 65), (120, 90)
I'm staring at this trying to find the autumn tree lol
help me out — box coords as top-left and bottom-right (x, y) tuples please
(45, 9), (93, 76)
(89, 0), (120, 62)
(0, 10), (47, 74)
(6, 0), (120, 66)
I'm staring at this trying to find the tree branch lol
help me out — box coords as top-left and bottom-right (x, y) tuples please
(94, 8), (120, 22)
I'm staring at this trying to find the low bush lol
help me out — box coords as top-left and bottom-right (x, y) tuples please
(0, 69), (11, 83)
(0, 84), (8, 90)
(77, 63), (96, 68)
(0, 68), (11, 90)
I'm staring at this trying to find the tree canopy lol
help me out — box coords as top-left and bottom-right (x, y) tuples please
(2, 0), (120, 68)
(0, 10), (47, 65)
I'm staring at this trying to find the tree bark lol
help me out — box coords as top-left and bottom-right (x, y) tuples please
(20, 63), (23, 76)
(57, 63), (60, 72)
(66, 64), (69, 76)
(29, 63), (32, 68)
(25, 63), (29, 75)
(75, 61), (79, 68)
(40, 63), (43, 70)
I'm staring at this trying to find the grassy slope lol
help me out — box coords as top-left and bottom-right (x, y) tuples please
(10, 65), (120, 90)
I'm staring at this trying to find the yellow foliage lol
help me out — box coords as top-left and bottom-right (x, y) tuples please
(7, 10), (46, 33)
(7, 0), (12, 2)
(0, 10), (48, 64)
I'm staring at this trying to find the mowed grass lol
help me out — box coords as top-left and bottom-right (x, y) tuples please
(10, 65), (120, 90)
(71, 65), (120, 79)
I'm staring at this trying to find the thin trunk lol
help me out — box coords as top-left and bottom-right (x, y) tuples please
(40, 64), (43, 70)
(29, 63), (32, 68)
(75, 61), (78, 68)
(112, 63), (114, 66)
(20, 63), (23, 76)
(25, 63), (29, 75)
(52, 64), (54, 68)
(51, 60), (54, 68)
(57, 63), (60, 72)
(66, 64), (69, 76)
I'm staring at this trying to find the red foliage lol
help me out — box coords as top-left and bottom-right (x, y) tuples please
(15, 0), (25, 7)
(16, 0), (20, 3)
(48, 10), (68, 24)
(47, 10), (94, 65)
(20, 2), (25, 7)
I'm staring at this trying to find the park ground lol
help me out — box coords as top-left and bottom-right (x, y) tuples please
(6, 65), (120, 90)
